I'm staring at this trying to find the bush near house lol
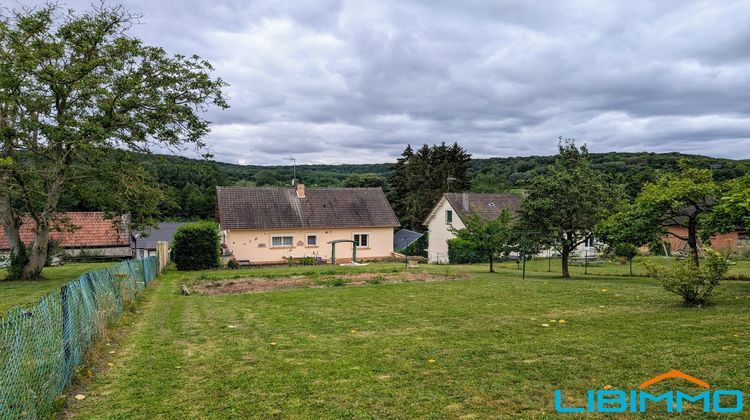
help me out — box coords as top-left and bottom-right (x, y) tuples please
(173, 222), (221, 271)
(447, 238), (487, 264)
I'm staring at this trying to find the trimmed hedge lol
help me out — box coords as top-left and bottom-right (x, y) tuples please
(447, 238), (488, 264)
(173, 221), (221, 271)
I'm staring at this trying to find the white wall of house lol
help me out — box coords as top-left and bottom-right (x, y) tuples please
(424, 197), (465, 263)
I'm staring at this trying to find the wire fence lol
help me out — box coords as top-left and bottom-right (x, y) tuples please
(496, 253), (750, 280)
(0, 257), (160, 419)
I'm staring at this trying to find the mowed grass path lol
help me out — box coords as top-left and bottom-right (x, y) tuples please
(66, 264), (750, 418)
(1, 262), (112, 314)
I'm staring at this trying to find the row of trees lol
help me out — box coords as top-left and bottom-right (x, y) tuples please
(455, 139), (750, 280)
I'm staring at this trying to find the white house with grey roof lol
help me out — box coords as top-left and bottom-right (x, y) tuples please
(423, 192), (522, 263)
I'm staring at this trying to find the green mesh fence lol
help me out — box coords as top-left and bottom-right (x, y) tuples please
(0, 257), (160, 419)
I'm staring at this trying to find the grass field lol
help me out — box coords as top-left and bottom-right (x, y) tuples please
(495, 255), (750, 279)
(62, 263), (750, 418)
(0, 262), (113, 314)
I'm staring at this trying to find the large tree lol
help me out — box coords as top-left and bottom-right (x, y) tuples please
(518, 139), (614, 278)
(388, 142), (471, 229)
(0, 5), (227, 279)
(597, 166), (726, 267)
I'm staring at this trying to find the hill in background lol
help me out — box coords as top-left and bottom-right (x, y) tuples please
(60, 151), (750, 222)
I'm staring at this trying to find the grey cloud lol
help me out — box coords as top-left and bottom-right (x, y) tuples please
(24, 0), (750, 163)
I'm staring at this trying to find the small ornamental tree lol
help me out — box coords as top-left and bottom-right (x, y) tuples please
(451, 210), (513, 272)
(613, 243), (638, 276)
(173, 222), (221, 271)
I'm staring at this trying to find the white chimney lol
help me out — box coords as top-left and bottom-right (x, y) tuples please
(462, 192), (469, 211)
(296, 183), (305, 198)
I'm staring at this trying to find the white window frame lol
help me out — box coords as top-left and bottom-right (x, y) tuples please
(353, 233), (370, 249)
(271, 235), (294, 248)
(306, 234), (318, 247)
(445, 209), (453, 224)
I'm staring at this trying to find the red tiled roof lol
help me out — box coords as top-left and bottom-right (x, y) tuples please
(0, 212), (130, 250)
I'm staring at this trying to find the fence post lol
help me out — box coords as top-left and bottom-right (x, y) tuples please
(60, 284), (71, 388)
(156, 241), (169, 272)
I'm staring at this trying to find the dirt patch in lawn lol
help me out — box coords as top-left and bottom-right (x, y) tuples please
(190, 271), (465, 295)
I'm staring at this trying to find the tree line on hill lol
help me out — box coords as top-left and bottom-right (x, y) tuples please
(55, 148), (750, 228)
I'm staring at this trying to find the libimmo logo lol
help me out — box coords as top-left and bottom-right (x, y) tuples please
(554, 370), (744, 414)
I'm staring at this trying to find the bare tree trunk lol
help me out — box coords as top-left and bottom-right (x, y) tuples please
(20, 221), (50, 279)
(489, 253), (494, 273)
(687, 217), (700, 267)
(0, 193), (23, 259)
(561, 245), (571, 278)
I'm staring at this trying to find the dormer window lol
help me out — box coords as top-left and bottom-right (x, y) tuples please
(488, 202), (496, 208)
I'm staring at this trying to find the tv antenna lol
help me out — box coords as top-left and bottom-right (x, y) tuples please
(289, 156), (297, 185)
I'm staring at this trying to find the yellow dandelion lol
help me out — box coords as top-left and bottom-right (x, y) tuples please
(351, 329), (358, 333)
(603, 385), (613, 390)
(428, 359), (436, 363)
(558, 319), (566, 324)
(270, 342), (277, 346)
(541, 323), (550, 327)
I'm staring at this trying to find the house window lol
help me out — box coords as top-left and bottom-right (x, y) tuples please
(353, 234), (369, 248)
(585, 236), (596, 248)
(307, 235), (317, 246)
(445, 210), (453, 223)
(271, 235), (294, 247)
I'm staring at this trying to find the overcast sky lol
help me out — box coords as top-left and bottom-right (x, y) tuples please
(25, 0), (750, 164)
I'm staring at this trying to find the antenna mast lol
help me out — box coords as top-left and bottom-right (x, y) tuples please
(289, 156), (297, 185)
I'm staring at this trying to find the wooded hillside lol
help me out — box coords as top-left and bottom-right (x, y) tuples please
(59, 150), (750, 222)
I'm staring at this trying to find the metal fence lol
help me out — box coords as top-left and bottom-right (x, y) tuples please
(497, 253), (750, 280)
(0, 257), (160, 419)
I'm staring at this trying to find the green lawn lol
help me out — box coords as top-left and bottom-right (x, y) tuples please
(64, 263), (750, 418)
(0, 262), (112, 314)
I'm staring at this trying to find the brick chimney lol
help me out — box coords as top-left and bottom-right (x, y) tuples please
(296, 183), (306, 198)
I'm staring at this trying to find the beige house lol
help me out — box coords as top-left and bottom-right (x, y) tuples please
(423, 193), (521, 263)
(216, 184), (399, 264)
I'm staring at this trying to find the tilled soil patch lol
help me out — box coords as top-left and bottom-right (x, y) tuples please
(190, 271), (465, 295)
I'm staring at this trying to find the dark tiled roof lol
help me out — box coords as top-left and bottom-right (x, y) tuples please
(134, 222), (186, 250)
(393, 229), (424, 251)
(443, 193), (522, 222)
(216, 187), (400, 230)
(0, 212), (130, 250)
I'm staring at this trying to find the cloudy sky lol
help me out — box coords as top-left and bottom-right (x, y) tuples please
(29, 0), (750, 164)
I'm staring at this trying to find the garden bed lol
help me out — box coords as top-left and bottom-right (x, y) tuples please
(189, 271), (464, 295)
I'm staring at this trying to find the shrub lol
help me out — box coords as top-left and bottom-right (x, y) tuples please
(447, 238), (487, 264)
(646, 249), (731, 306)
(400, 234), (427, 257)
(173, 221), (221, 271)
(287, 256), (316, 266)
(226, 258), (240, 270)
